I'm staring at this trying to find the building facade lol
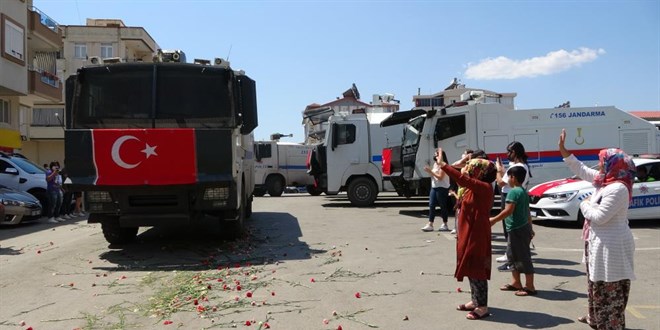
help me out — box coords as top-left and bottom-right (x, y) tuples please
(302, 84), (400, 144)
(1, 0), (62, 157)
(1, 3), (159, 164)
(18, 18), (159, 165)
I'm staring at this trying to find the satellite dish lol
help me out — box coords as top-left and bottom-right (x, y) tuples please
(351, 83), (360, 100)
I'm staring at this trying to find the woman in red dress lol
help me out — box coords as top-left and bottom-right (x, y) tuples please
(437, 148), (497, 320)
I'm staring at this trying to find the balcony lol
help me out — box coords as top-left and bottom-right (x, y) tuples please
(27, 69), (62, 103)
(27, 6), (62, 50)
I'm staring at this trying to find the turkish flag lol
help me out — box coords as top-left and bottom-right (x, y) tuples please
(92, 129), (197, 185)
(382, 148), (392, 175)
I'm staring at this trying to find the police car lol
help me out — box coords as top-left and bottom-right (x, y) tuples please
(529, 156), (660, 226)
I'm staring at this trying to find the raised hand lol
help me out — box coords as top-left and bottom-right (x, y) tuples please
(559, 129), (570, 158)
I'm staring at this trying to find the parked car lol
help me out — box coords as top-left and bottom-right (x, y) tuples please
(0, 184), (43, 225)
(529, 156), (660, 226)
(0, 152), (49, 215)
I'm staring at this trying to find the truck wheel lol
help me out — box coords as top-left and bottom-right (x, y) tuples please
(101, 218), (138, 244)
(347, 177), (378, 207)
(577, 211), (585, 228)
(306, 185), (322, 196)
(225, 184), (247, 239)
(246, 195), (253, 218)
(266, 176), (284, 197)
(29, 189), (49, 217)
(253, 188), (266, 197)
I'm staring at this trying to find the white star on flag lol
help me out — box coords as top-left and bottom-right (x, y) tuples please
(141, 143), (158, 159)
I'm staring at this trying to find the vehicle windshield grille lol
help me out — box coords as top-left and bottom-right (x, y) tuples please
(72, 64), (234, 129)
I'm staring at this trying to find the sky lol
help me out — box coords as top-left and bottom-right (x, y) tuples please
(34, 0), (660, 142)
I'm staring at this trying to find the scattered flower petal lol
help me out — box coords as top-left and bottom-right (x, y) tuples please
(355, 292), (361, 298)
(323, 319), (330, 324)
(19, 320), (26, 326)
(457, 287), (463, 292)
(244, 320), (252, 326)
(246, 291), (253, 298)
(163, 320), (173, 325)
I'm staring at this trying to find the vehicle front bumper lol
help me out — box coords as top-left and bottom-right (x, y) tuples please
(530, 198), (580, 222)
(1, 204), (43, 225)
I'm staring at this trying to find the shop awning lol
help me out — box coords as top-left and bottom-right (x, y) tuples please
(0, 128), (22, 149)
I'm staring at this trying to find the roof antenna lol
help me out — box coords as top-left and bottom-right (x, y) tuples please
(226, 44), (233, 62)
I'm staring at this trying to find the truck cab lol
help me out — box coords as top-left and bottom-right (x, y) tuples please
(308, 111), (404, 206)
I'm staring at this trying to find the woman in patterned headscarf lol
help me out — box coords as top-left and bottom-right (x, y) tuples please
(559, 129), (636, 330)
(437, 147), (497, 320)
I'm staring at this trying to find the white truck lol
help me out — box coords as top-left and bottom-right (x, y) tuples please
(307, 111), (407, 206)
(381, 95), (660, 195)
(253, 141), (320, 196)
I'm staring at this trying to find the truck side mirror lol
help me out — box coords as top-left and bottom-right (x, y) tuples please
(331, 123), (338, 151)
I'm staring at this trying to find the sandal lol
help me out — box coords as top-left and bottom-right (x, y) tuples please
(499, 284), (523, 291)
(515, 288), (538, 296)
(578, 315), (597, 329)
(466, 310), (491, 320)
(456, 303), (475, 311)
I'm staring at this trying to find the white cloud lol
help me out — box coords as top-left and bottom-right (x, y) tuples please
(464, 47), (606, 80)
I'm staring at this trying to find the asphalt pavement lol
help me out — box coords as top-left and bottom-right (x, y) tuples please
(0, 192), (658, 330)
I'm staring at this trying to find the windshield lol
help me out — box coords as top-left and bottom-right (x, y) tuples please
(403, 116), (425, 147)
(11, 157), (46, 175)
(72, 64), (235, 128)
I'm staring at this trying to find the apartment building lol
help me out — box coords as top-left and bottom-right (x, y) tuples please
(1, 0), (159, 163)
(1, 0), (62, 158)
(20, 17), (159, 164)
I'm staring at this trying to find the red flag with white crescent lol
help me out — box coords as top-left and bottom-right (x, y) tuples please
(91, 129), (197, 185)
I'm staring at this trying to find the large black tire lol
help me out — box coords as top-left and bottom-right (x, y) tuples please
(306, 185), (322, 196)
(246, 195), (253, 219)
(577, 210), (585, 228)
(266, 176), (284, 197)
(347, 177), (378, 207)
(101, 218), (138, 244)
(224, 183), (247, 239)
(29, 189), (49, 217)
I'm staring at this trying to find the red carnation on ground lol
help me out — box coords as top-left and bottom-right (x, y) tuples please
(163, 320), (173, 325)
(355, 292), (361, 298)
(246, 291), (253, 298)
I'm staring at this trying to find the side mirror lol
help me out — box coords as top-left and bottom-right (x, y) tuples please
(330, 123), (339, 151)
(4, 168), (19, 175)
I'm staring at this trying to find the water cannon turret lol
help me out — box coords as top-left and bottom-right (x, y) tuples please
(270, 133), (293, 141)
(154, 49), (186, 63)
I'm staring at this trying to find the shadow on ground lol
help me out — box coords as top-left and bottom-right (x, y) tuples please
(484, 308), (575, 328)
(96, 211), (323, 272)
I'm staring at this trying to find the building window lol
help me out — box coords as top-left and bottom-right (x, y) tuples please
(100, 43), (113, 58)
(1, 14), (25, 65)
(1, 99), (10, 124)
(31, 108), (62, 127)
(74, 43), (87, 59)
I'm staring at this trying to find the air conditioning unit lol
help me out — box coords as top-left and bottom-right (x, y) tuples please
(89, 56), (103, 65)
(102, 57), (122, 64)
(213, 58), (230, 68)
